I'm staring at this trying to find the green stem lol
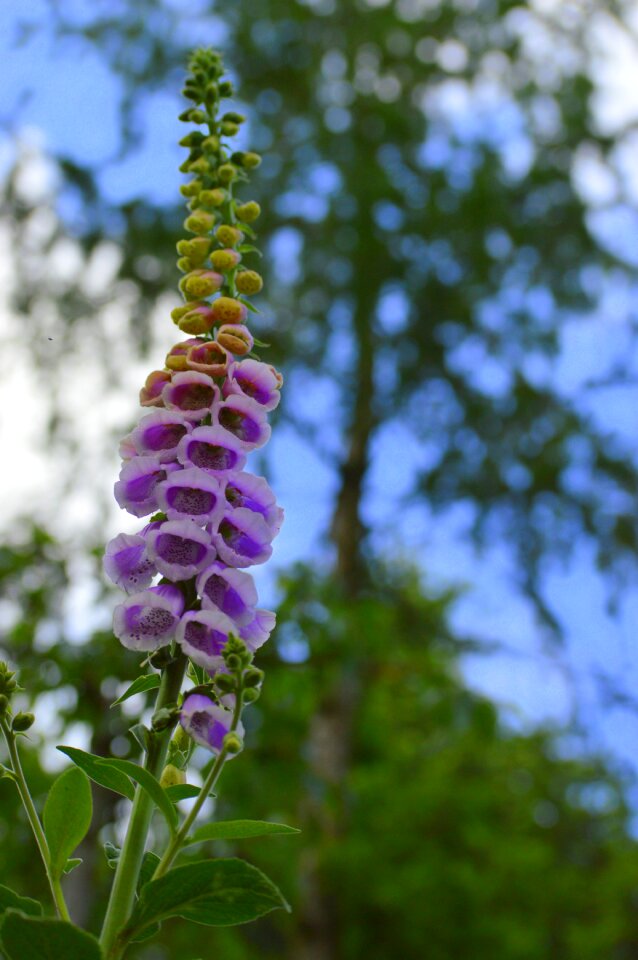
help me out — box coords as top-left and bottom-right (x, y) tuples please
(99, 655), (186, 960)
(0, 717), (70, 921)
(151, 689), (244, 881)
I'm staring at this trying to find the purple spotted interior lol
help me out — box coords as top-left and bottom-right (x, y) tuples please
(235, 373), (269, 405)
(184, 620), (227, 656)
(172, 382), (215, 411)
(203, 574), (245, 618)
(188, 440), (238, 471)
(156, 533), (208, 566)
(167, 487), (217, 515)
(143, 422), (188, 451)
(219, 519), (262, 558)
(128, 606), (175, 637)
(218, 407), (260, 443)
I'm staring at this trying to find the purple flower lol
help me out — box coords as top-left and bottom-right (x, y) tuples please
(224, 472), (284, 536)
(114, 457), (179, 518)
(140, 370), (171, 407)
(103, 532), (156, 594)
(213, 395), (271, 451)
(176, 608), (237, 670)
(179, 694), (242, 754)
(113, 584), (184, 651)
(162, 371), (219, 422)
(224, 358), (282, 412)
(119, 432), (137, 461)
(146, 520), (216, 581)
(196, 562), (258, 625)
(212, 507), (273, 568)
(177, 425), (246, 475)
(186, 340), (229, 377)
(131, 410), (192, 462)
(240, 609), (276, 652)
(156, 468), (224, 525)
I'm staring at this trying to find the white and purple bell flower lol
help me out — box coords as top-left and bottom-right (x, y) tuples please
(113, 584), (184, 651)
(179, 694), (242, 755)
(107, 342), (283, 753)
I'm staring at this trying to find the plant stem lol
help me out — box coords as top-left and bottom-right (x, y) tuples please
(99, 655), (186, 960)
(0, 717), (71, 921)
(151, 689), (244, 881)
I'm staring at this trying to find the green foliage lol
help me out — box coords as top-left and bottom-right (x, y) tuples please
(123, 859), (289, 940)
(43, 767), (92, 880)
(185, 821), (300, 845)
(111, 675), (160, 707)
(0, 912), (102, 960)
(57, 747), (135, 802)
(0, 885), (42, 918)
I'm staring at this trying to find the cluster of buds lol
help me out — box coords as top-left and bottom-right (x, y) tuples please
(104, 49), (282, 755)
(0, 662), (34, 734)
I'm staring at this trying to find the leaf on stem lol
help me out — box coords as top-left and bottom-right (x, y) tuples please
(185, 820), (300, 845)
(43, 767), (92, 879)
(57, 746), (135, 802)
(63, 858), (83, 875)
(123, 858), (289, 940)
(111, 674), (160, 707)
(97, 758), (178, 834)
(0, 885), (42, 918)
(164, 783), (204, 802)
(0, 911), (102, 960)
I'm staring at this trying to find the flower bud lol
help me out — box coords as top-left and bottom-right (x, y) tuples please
(186, 340), (229, 376)
(215, 673), (237, 694)
(244, 667), (265, 688)
(188, 237), (213, 265)
(202, 135), (220, 153)
(215, 225), (243, 248)
(243, 152), (262, 169)
(166, 338), (204, 371)
(179, 179), (202, 198)
(223, 732), (243, 754)
(177, 257), (192, 273)
(180, 269), (224, 299)
(184, 212), (215, 236)
(242, 687), (260, 704)
(189, 109), (207, 124)
(218, 163), (236, 184)
(140, 370), (172, 407)
(225, 653), (242, 672)
(219, 81), (233, 97)
(222, 111), (246, 124)
(12, 712), (35, 733)
(210, 249), (241, 272)
(210, 297), (248, 325)
(178, 304), (216, 335)
(188, 157), (210, 175)
(152, 706), (180, 732)
(0, 663), (17, 698)
(200, 188), (226, 207)
(159, 764), (186, 788)
(176, 239), (192, 256)
(236, 270), (263, 295)
(235, 201), (261, 223)
(216, 324), (254, 356)
(221, 121), (240, 136)
(179, 132), (205, 148)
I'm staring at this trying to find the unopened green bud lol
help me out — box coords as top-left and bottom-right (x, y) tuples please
(179, 107), (196, 120)
(159, 763), (186, 788)
(12, 712), (35, 733)
(225, 653), (242, 672)
(180, 179), (202, 198)
(221, 121), (240, 137)
(200, 188), (226, 207)
(0, 664), (17, 698)
(205, 82), (219, 100)
(189, 157), (210, 175)
(179, 132), (205, 148)
(216, 225), (243, 247)
(177, 257), (192, 273)
(172, 724), (192, 753)
(244, 667), (265, 688)
(236, 270), (263, 295)
(244, 152), (262, 169)
(223, 732), (243, 754)
(202, 135), (220, 153)
(215, 673), (237, 694)
(149, 645), (176, 669)
(189, 109), (207, 124)
(218, 163), (236, 184)
(235, 201), (261, 223)
(184, 212), (215, 236)
(176, 239), (192, 256)
(188, 236), (212, 265)
(222, 112), (246, 124)
(151, 706), (179, 732)
(219, 81), (234, 97)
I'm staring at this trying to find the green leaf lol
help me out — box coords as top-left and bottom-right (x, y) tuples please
(124, 858), (289, 939)
(137, 851), (161, 892)
(63, 858), (83, 875)
(111, 674), (160, 706)
(0, 885), (42, 918)
(236, 295), (260, 313)
(43, 767), (92, 879)
(237, 244), (262, 257)
(97, 758), (178, 833)
(252, 337), (271, 348)
(186, 820), (300, 846)
(0, 911), (102, 960)
(103, 842), (120, 869)
(57, 746), (135, 802)
(129, 723), (151, 753)
(164, 783), (204, 802)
